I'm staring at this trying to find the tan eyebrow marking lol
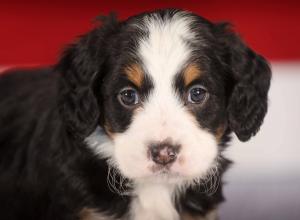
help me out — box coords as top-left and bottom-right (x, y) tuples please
(124, 64), (144, 88)
(183, 64), (202, 86)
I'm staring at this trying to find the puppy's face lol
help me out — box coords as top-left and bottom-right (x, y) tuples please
(95, 12), (228, 183)
(60, 9), (270, 185)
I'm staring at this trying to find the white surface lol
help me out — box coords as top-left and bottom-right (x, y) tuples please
(220, 62), (300, 219)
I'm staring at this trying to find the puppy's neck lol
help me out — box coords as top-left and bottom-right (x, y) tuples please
(130, 182), (179, 220)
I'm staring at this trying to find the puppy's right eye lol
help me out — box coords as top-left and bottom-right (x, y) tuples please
(118, 87), (140, 108)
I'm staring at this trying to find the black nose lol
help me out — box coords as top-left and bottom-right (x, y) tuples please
(149, 142), (180, 165)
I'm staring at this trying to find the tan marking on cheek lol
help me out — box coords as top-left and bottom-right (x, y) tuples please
(125, 64), (144, 87)
(103, 120), (114, 139)
(183, 64), (202, 86)
(215, 124), (226, 143)
(102, 107), (141, 139)
(79, 208), (105, 220)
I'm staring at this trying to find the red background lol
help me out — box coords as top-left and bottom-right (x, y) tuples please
(1, 0), (299, 66)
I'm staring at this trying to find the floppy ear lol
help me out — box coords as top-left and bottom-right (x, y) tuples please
(57, 15), (119, 139)
(217, 23), (271, 142)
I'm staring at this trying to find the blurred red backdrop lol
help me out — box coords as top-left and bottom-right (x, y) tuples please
(1, 0), (299, 66)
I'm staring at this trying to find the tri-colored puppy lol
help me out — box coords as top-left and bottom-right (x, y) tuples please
(0, 9), (271, 220)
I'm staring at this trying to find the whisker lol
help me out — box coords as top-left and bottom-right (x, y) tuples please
(106, 165), (132, 196)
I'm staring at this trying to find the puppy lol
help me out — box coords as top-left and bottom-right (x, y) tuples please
(0, 9), (271, 220)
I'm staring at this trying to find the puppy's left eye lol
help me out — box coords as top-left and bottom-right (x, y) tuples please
(187, 85), (208, 104)
(118, 87), (140, 107)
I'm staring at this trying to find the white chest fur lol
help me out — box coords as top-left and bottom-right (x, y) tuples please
(130, 183), (179, 220)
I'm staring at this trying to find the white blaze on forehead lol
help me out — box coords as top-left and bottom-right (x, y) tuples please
(139, 12), (194, 85)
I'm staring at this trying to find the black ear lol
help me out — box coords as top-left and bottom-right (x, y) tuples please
(57, 15), (119, 139)
(217, 23), (271, 142)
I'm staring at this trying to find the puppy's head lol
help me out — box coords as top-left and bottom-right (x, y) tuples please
(58, 9), (271, 185)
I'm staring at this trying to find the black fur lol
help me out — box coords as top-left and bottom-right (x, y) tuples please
(0, 9), (271, 220)
(215, 23), (271, 141)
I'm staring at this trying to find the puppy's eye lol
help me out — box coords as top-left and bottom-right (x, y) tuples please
(118, 87), (139, 107)
(187, 85), (208, 104)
